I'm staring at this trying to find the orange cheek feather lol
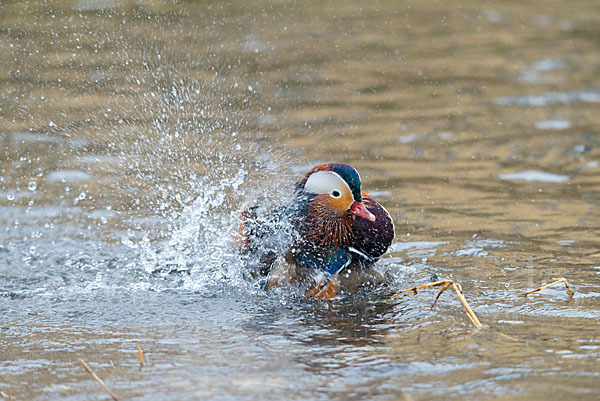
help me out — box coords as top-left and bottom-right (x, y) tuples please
(325, 192), (354, 214)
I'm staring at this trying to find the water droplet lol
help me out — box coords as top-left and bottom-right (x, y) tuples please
(29, 246), (36, 255)
(7, 193), (14, 201)
(74, 191), (87, 204)
(28, 181), (37, 191)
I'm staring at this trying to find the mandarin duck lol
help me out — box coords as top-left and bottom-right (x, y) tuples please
(237, 163), (395, 299)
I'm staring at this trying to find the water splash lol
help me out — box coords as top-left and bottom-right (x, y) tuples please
(0, 5), (290, 298)
(128, 168), (263, 294)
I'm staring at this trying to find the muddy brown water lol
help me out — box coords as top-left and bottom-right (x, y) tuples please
(1, 1), (599, 400)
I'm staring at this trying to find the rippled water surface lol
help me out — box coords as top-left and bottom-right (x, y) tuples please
(1, 1), (600, 400)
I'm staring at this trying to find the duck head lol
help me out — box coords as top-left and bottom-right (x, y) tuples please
(296, 163), (375, 247)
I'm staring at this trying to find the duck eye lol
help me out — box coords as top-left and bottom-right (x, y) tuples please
(331, 190), (341, 198)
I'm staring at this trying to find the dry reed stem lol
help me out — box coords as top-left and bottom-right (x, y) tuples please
(391, 280), (484, 329)
(79, 359), (119, 401)
(451, 283), (483, 329)
(136, 344), (144, 367)
(0, 391), (14, 400)
(515, 277), (574, 297)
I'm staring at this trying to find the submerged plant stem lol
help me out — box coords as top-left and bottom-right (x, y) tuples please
(79, 359), (119, 401)
(391, 280), (484, 329)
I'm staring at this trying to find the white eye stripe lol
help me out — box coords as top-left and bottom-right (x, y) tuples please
(304, 171), (351, 197)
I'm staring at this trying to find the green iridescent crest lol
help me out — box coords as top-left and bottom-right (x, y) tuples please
(328, 163), (362, 202)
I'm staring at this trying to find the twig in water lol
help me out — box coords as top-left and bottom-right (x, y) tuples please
(79, 359), (119, 401)
(391, 280), (484, 329)
(515, 277), (574, 297)
(136, 344), (144, 367)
